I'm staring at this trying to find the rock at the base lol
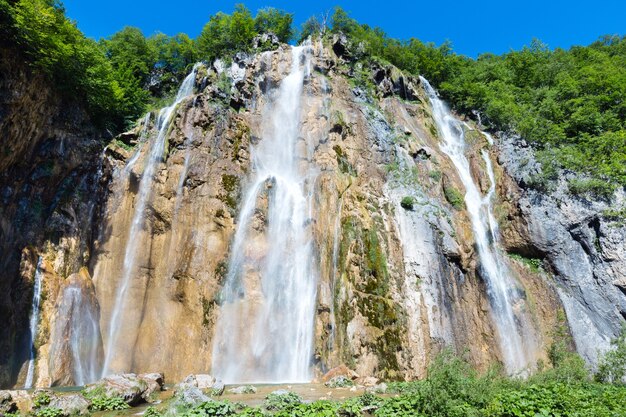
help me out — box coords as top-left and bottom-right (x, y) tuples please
(325, 375), (355, 388)
(179, 374), (224, 395)
(0, 391), (17, 414)
(139, 373), (165, 397)
(211, 380), (225, 396)
(228, 385), (257, 395)
(85, 373), (164, 406)
(48, 394), (90, 416)
(4, 390), (30, 412)
(356, 376), (379, 387)
(366, 382), (388, 394)
(321, 365), (359, 382)
(182, 374), (215, 389)
(174, 386), (209, 407)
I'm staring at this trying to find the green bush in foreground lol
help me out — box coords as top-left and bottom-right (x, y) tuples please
(88, 394), (129, 411)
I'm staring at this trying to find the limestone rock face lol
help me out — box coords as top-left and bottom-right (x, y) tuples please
(498, 134), (626, 365)
(1, 36), (623, 389)
(0, 44), (106, 388)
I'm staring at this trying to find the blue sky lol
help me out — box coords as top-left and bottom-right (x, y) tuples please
(63, 0), (625, 57)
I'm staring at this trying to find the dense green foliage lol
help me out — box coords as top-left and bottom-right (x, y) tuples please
(87, 394), (129, 411)
(439, 38), (626, 191)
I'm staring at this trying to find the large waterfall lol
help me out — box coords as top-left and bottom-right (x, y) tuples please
(101, 66), (199, 376)
(24, 257), (44, 389)
(420, 77), (532, 373)
(211, 44), (318, 383)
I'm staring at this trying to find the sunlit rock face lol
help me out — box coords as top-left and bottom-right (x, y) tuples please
(2, 36), (622, 388)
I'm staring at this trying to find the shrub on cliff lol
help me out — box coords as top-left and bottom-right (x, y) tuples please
(596, 325), (626, 384)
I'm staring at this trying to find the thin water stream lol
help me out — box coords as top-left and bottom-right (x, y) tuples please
(24, 257), (44, 388)
(421, 77), (529, 373)
(102, 65), (199, 376)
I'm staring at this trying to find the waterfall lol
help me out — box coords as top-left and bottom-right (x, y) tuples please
(55, 282), (102, 385)
(327, 198), (343, 350)
(211, 44), (318, 383)
(24, 256), (44, 389)
(102, 65), (199, 376)
(420, 77), (530, 373)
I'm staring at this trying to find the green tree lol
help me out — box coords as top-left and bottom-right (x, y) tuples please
(229, 4), (255, 52)
(196, 11), (232, 61)
(254, 7), (293, 43)
(100, 26), (155, 84)
(298, 16), (323, 43)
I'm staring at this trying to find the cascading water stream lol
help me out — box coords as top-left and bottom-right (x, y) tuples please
(420, 77), (529, 373)
(211, 44), (318, 383)
(24, 256), (43, 389)
(56, 283), (102, 385)
(327, 198), (343, 350)
(102, 65), (199, 376)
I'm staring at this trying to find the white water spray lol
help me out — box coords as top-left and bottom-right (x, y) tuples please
(420, 77), (530, 373)
(57, 283), (102, 385)
(102, 65), (199, 376)
(211, 44), (318, 383)
(24, 257), (43, 389)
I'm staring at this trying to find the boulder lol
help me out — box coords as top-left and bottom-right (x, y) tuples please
(139, 372), (165, 396)
(4, 390), (30, 412)
(356, 376), (379, 387)
(325, 375), (354, 388)
(228, 385), (257, 394)
(48, 394), (90, 416)
(179, 374), (224, 394)
(366, 382), (388, 394)
(0, 391), (17, 414)
(174, 386), (209, 407)
(85, 373), (164, 406)
(183, 374), (216, 389)
(211, 380), (225, 396)
(321, 365), (359, 382)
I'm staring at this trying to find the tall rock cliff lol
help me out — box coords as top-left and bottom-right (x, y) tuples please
(0, 46), (106, 387)
(0, 36), (623, 388)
